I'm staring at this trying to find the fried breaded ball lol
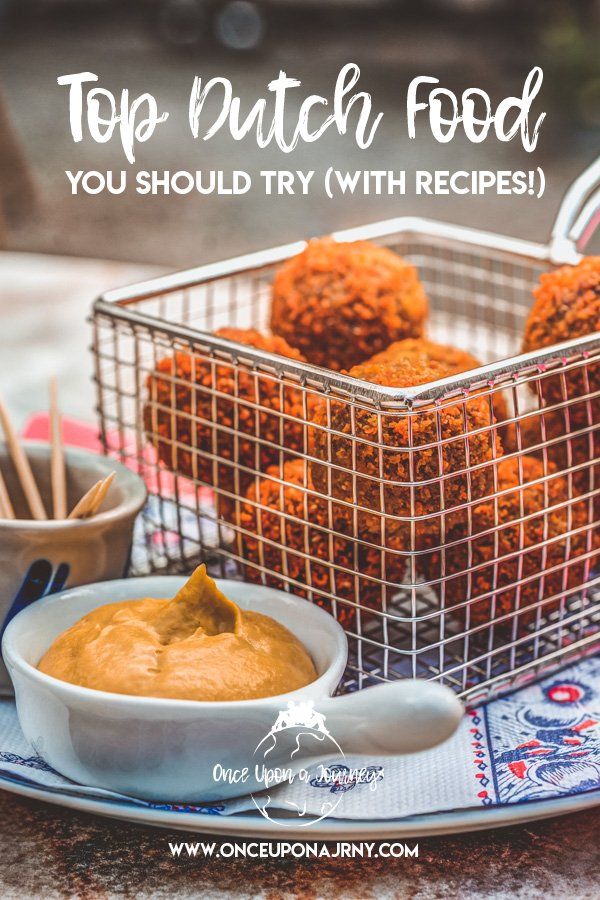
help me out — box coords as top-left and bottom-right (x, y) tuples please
(270, 238), (428, 371)
(523, 257), (600, 426)
(237, 460), (405, 629)
(144, 328), (307, 495)
(419, 456), (598, 631)
(369, 337), (509, 427)
(310, 359), (501, 548)
(502, 406), (599, 519)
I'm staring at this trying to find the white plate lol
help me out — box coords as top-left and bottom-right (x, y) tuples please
(1, 773), (598, 838)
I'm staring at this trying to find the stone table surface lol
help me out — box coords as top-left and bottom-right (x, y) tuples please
(0, 791), (598, 899)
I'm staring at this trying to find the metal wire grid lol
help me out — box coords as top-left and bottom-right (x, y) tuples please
(91, 223), (600, 703)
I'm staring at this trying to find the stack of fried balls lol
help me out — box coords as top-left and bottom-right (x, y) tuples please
(145, 239), (599, 634)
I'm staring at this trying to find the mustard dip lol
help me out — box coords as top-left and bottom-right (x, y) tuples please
(38, 566), (317, 701)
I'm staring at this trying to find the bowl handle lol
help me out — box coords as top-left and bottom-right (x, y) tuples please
(316, 680), (463, 756)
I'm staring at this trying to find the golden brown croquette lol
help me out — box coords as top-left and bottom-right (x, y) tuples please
(270, 238), (428, 371)
(310, 359), (502, 548)
(419, 456), (598, 631)
(369, 337), (509, 427)
(523, 257), (600, 426)
(237, 460), (405, 628)
(502, 406), (599, 519)
(144, 328), (307, 495)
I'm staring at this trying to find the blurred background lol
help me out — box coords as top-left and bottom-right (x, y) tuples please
(0, 0), (598, 423)
(1, 0), (600, 264)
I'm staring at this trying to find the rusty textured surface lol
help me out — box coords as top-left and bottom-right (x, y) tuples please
(0, 791), (597, 898)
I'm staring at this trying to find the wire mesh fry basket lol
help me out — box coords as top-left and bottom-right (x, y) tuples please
(92, 160), (600, 706)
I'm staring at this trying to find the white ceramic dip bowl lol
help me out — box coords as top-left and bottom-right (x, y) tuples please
(2, 576), (463, 802)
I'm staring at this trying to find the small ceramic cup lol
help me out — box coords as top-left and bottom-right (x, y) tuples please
(0, 441), (147, 693)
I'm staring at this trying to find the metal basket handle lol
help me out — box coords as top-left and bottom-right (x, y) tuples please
(550, 156), (600, 262)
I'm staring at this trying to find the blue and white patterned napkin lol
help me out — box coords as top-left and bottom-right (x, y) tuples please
(0, 656), (598, 821)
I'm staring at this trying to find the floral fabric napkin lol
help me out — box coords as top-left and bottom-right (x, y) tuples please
(0, 656), (597, 822)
